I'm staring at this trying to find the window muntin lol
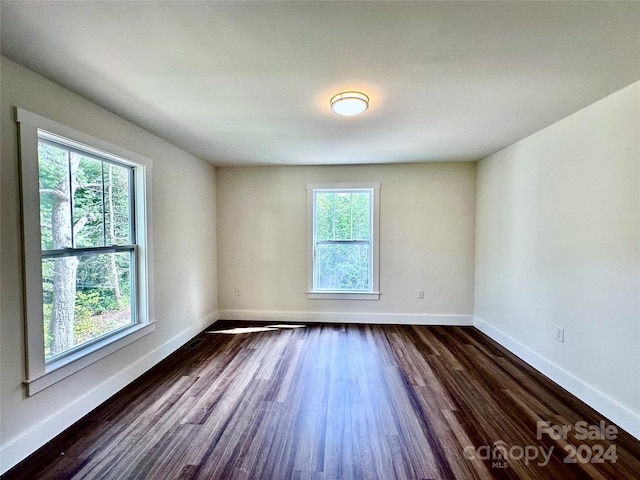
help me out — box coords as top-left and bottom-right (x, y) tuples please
(307, 183), (380, 299)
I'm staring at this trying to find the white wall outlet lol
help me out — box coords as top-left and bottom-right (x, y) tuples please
(555, 326), (564, 343)
(417, 289), (424, 299)
(234, 288), (241, 296)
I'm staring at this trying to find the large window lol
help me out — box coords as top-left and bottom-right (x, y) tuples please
(307, 183), (380, 300)
(17, 108), (154, 395)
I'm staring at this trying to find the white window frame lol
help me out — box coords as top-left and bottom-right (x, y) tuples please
(307, 182), (380, 300)
(17, 107), (155, 396)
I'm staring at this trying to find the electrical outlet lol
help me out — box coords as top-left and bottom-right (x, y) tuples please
(234, 288), (241, 296)
(417, 289), (424, 299)
(555, 326), (564, 343)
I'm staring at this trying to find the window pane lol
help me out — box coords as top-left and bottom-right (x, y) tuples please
(38, 141), (72, 250)
(316, 243), (370, 290)
(315, 192), (334, 241)
(351, 192), (371, 240)
(73, 154), (105, 248)
(42, 251), (134, 361)
(104, 163), (132, 245)
(333, 193), (352, 240)
(315, 191), (370, 241)
(38, 139), (133, 250)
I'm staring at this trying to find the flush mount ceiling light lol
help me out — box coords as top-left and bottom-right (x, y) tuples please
(330, 91), (369, 116)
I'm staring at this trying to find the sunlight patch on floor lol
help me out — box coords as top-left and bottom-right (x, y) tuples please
(207, 324), (307, 335)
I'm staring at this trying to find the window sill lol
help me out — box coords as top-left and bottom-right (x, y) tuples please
(24, 322), (155, 396)
(307, 291), (380, 300)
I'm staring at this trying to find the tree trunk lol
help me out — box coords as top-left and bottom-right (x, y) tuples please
(48, 152), (80, 357)
(50, 257), (78, 355)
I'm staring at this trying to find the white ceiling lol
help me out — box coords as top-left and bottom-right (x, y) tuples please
(2, 1), (639, 166)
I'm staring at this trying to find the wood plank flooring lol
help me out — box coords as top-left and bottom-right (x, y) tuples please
(4, 321), (640, 479)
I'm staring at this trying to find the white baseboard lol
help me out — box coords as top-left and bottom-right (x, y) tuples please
(0, 311), (219, 475)
(473, 315), (640, 440)
(218, 309), (473, 326)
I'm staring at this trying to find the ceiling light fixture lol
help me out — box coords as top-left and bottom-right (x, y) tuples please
(330, 91), (369, 116)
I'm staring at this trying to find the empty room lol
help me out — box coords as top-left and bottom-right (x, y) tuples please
(1, 1), (639, 479)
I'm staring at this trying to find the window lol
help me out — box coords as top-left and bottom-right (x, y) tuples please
(307, 183), (380, 300)
(17, 108), (155, 395)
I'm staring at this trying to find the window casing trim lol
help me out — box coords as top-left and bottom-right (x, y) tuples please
(16, 107), (155, 395)
(306, 182), (380, 300)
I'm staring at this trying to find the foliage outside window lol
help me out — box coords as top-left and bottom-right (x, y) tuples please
(39, 136), (135, 360)
(307, 183), (380, 300)
(17, 108), (155, 395)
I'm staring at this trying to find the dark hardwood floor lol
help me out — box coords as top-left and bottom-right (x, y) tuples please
(4, 321), (640, 479)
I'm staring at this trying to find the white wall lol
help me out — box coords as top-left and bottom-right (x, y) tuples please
(0, 57), (219, 473)
(475, 81), (640, 437)
(217, 163), (476, 323)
